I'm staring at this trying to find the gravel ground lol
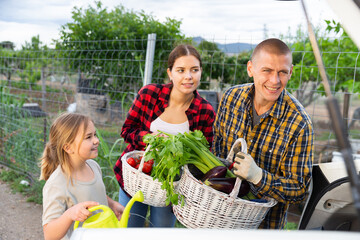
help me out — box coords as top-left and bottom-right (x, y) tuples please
(0, 180), (43, 240)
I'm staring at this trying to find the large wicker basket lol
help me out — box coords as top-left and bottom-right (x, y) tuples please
(172, 138), (277, 229)
(122, 148), (178, 207)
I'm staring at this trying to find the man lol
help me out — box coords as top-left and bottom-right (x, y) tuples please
(213, 38), (314, 229)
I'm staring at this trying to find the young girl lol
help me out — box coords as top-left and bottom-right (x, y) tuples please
(40, 113), (124, 240)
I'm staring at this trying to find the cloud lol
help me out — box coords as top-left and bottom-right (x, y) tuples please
(0, 0), (339, 48)
(0, 0), (72, 25)
(0, 21), (60, 48)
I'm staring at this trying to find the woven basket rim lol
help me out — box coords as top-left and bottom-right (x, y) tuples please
(183, 164), (277, 207)
(122, 150), (159, 180)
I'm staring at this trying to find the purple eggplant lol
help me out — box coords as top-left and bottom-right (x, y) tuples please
(188, 164), (205, 180)
(201, 166), (227, 182)
(237, 180), (250, 198)
(205, 177), (251, 197)
(204, 177), (236, 194)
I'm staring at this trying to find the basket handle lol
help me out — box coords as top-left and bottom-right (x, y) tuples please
(228, 138), (247, 199)
(137, 144), (152, 173)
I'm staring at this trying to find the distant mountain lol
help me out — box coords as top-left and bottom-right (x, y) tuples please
(191, 36), (256, 55)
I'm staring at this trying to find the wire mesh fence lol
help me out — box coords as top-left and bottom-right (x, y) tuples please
(0, 36), (359, 184)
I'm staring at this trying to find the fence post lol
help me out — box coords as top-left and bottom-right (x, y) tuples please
(143, 33), (156, 86)
(343, 88), (350, 136)
(43, 118), (47, 149)
(41, 68), (46, 111)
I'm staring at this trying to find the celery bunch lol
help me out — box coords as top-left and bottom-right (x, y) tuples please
(143, 130), (234, 205)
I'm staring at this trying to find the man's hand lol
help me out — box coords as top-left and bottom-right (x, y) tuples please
(233, 152), (262, 184)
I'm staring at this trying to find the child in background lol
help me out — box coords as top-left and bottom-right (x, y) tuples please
(40, 113), (124, 240)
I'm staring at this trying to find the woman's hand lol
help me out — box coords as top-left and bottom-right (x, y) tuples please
(151, 131), (168, 138)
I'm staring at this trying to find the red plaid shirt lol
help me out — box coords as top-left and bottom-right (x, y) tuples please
(113, 83), (216, 189)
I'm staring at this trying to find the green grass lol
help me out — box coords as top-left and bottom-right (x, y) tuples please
(285, 221), (298, 230)
(0, 168), (44, 204)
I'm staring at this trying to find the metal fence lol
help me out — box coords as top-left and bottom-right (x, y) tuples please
(0, 35), (359, 181)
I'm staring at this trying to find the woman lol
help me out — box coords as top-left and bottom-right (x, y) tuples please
(113, 44), (215, 227)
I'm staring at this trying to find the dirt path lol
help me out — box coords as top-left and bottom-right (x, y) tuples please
(0, 180), (43, 240)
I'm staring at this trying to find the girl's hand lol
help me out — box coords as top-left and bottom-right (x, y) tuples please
(112, 202), (125, 221)
(64, 201), (99, 222)
(108, 196), (125, 220)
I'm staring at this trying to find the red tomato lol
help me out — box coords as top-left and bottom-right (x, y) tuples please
(127, 157), (136, 168)
(148, 159), (154, 165)
(135, 163), (140, 169)
(134, 157), (141, 164)
(142, 162), (152, 174)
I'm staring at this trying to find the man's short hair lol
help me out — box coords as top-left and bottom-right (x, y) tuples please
(251, 38), (292, 62)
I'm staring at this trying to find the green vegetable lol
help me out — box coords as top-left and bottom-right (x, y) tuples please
(142, 130), (235, 205)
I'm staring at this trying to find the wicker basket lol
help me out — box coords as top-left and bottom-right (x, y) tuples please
(122, 147), (178, 207)
(172, 138), (277, 229)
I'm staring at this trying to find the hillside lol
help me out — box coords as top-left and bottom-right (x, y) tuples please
(192, 36), (256, 54)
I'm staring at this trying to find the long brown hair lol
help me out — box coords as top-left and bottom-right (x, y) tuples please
(39, 113), (91, 182)
(167, 44), (202, 71)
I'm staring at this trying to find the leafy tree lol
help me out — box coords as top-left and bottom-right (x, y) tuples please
(17, 61), (41, 90)
(286, 21), (360, 107)
(223, 51), (251, 87)
(55, 1), (184, 101)
(0, 46), (17, 86)
(196, 40), (251, 90)
(197, 40), (225, 89)
(0, 41), (14, 50)
(0, 37), (51, 90)
(14, 35), (54, 91)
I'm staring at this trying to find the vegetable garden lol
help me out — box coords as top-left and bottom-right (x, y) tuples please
(0, 2), (359, 229)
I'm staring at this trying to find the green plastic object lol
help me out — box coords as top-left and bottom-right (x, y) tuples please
(74, 190), (144, 229)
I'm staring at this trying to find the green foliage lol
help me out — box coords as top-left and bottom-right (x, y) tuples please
(0, 84), (45, 177)
(26, 179), (45, 204)
(0, 85), (26, 135)
(0, 169), (20, 182)
(96, 128), (126, 200)
(6, 35), (56, 91)
(0, 84), (26, 106)
(196, 40), (251, 89)
(284, 20), (360, 107)
(0, 41), (15, 50)
(285, 221), (298, 230)
(143, 130), (234, 205)
(0, 47), (17, 83)
(55, 1), (184, 101)
(17, 61), (41, 90)
(0, 169), (45, 204)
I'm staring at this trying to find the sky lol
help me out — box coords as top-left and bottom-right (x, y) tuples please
(0, 0), (340, 49)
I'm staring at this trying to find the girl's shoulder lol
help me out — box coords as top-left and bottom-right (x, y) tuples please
(43, 166), (67, 191)
(46, 165), (66, 182)
(86, 159), (102, 174)
(86, 159), (100, 167)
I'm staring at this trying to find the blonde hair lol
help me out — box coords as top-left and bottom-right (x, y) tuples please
(39, 113), (91, 182)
